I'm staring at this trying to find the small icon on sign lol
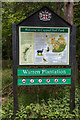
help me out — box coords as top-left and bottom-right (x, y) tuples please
(38, 79), (42, 83)
(22, 79), (26, 83)
(39, 10), (51, 21)
(62, 79), (66, 82)
(54, 79), (58, 82)
(30, 79), (34, 83)
(46, 79), (50, 83)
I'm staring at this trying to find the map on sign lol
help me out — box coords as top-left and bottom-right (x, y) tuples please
(19, 27), (70, 65)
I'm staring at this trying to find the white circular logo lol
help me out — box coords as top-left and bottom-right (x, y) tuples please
(54, 79), (58, 82)
(39, 10), (51, 21)
(30, 79), (34, 83)
(46, 79), (50, 83)
(62, 79), (66, 82)
(38, 79), (42, 83)
(22, 79), (26, 83)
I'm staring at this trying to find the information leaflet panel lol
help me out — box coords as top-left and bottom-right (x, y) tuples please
(19, 27), (70, 65)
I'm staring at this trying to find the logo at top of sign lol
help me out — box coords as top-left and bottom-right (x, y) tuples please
(39, 10), (51, 21)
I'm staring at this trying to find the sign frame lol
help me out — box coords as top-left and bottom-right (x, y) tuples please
(12, 6), (76, 118)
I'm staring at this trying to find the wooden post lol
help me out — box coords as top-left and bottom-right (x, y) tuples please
(70, 24), (76, 113)
(12, 23), (18, 118)
(78, 25), (80, 116)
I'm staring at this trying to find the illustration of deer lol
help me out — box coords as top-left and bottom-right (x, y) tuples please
(37, 49), (44, 55)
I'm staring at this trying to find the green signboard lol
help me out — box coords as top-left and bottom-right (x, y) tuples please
(17, 68), (71, 76)
(21, 28), (68, 33)
(17, 78), (71, 85)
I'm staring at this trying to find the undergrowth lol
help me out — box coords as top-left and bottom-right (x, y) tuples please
(2, 86), (80, 120)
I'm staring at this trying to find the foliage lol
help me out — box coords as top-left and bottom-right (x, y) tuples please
(2, 2), (80, 58)
(74, 2), (80, 55)
(2, 2), (64, 60)
(2, 2), (80, 59)
(2, 86), (80, 120)
(2, 68), (12, 88)
(2, 102), (13, 120)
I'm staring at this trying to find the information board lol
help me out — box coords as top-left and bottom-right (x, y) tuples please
(17, 68), (71, 76)
(19, 27), (70, 65)
(12, 7), (76, 117)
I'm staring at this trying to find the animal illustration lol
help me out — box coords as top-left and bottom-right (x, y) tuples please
(43, 58), (47, 62)
(37, 49), (44, 55)
(47, 47), (49, 52)
(23, 45), (32, 61)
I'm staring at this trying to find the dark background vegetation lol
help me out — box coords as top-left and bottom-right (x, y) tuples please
(2, 2), (80, 60)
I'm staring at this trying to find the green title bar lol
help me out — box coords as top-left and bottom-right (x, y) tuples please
(17, 78), (71, 85)
(17, 68), (71, 76)
(20, 28), (68, 33)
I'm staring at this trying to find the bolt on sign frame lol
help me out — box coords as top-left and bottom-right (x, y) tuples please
(12, 6), (76, 118)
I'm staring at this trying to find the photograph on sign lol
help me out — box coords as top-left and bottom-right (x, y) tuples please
(19, 27), (70, 65)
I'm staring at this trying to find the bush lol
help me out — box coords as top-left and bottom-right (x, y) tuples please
(2, 86), (80, 120)
(2, 102), (13, 120)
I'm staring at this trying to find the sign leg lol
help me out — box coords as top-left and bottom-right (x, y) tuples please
(13, 68), (18, 118)
(12, 23), (18, 118)
(70, 25), (76, 113)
